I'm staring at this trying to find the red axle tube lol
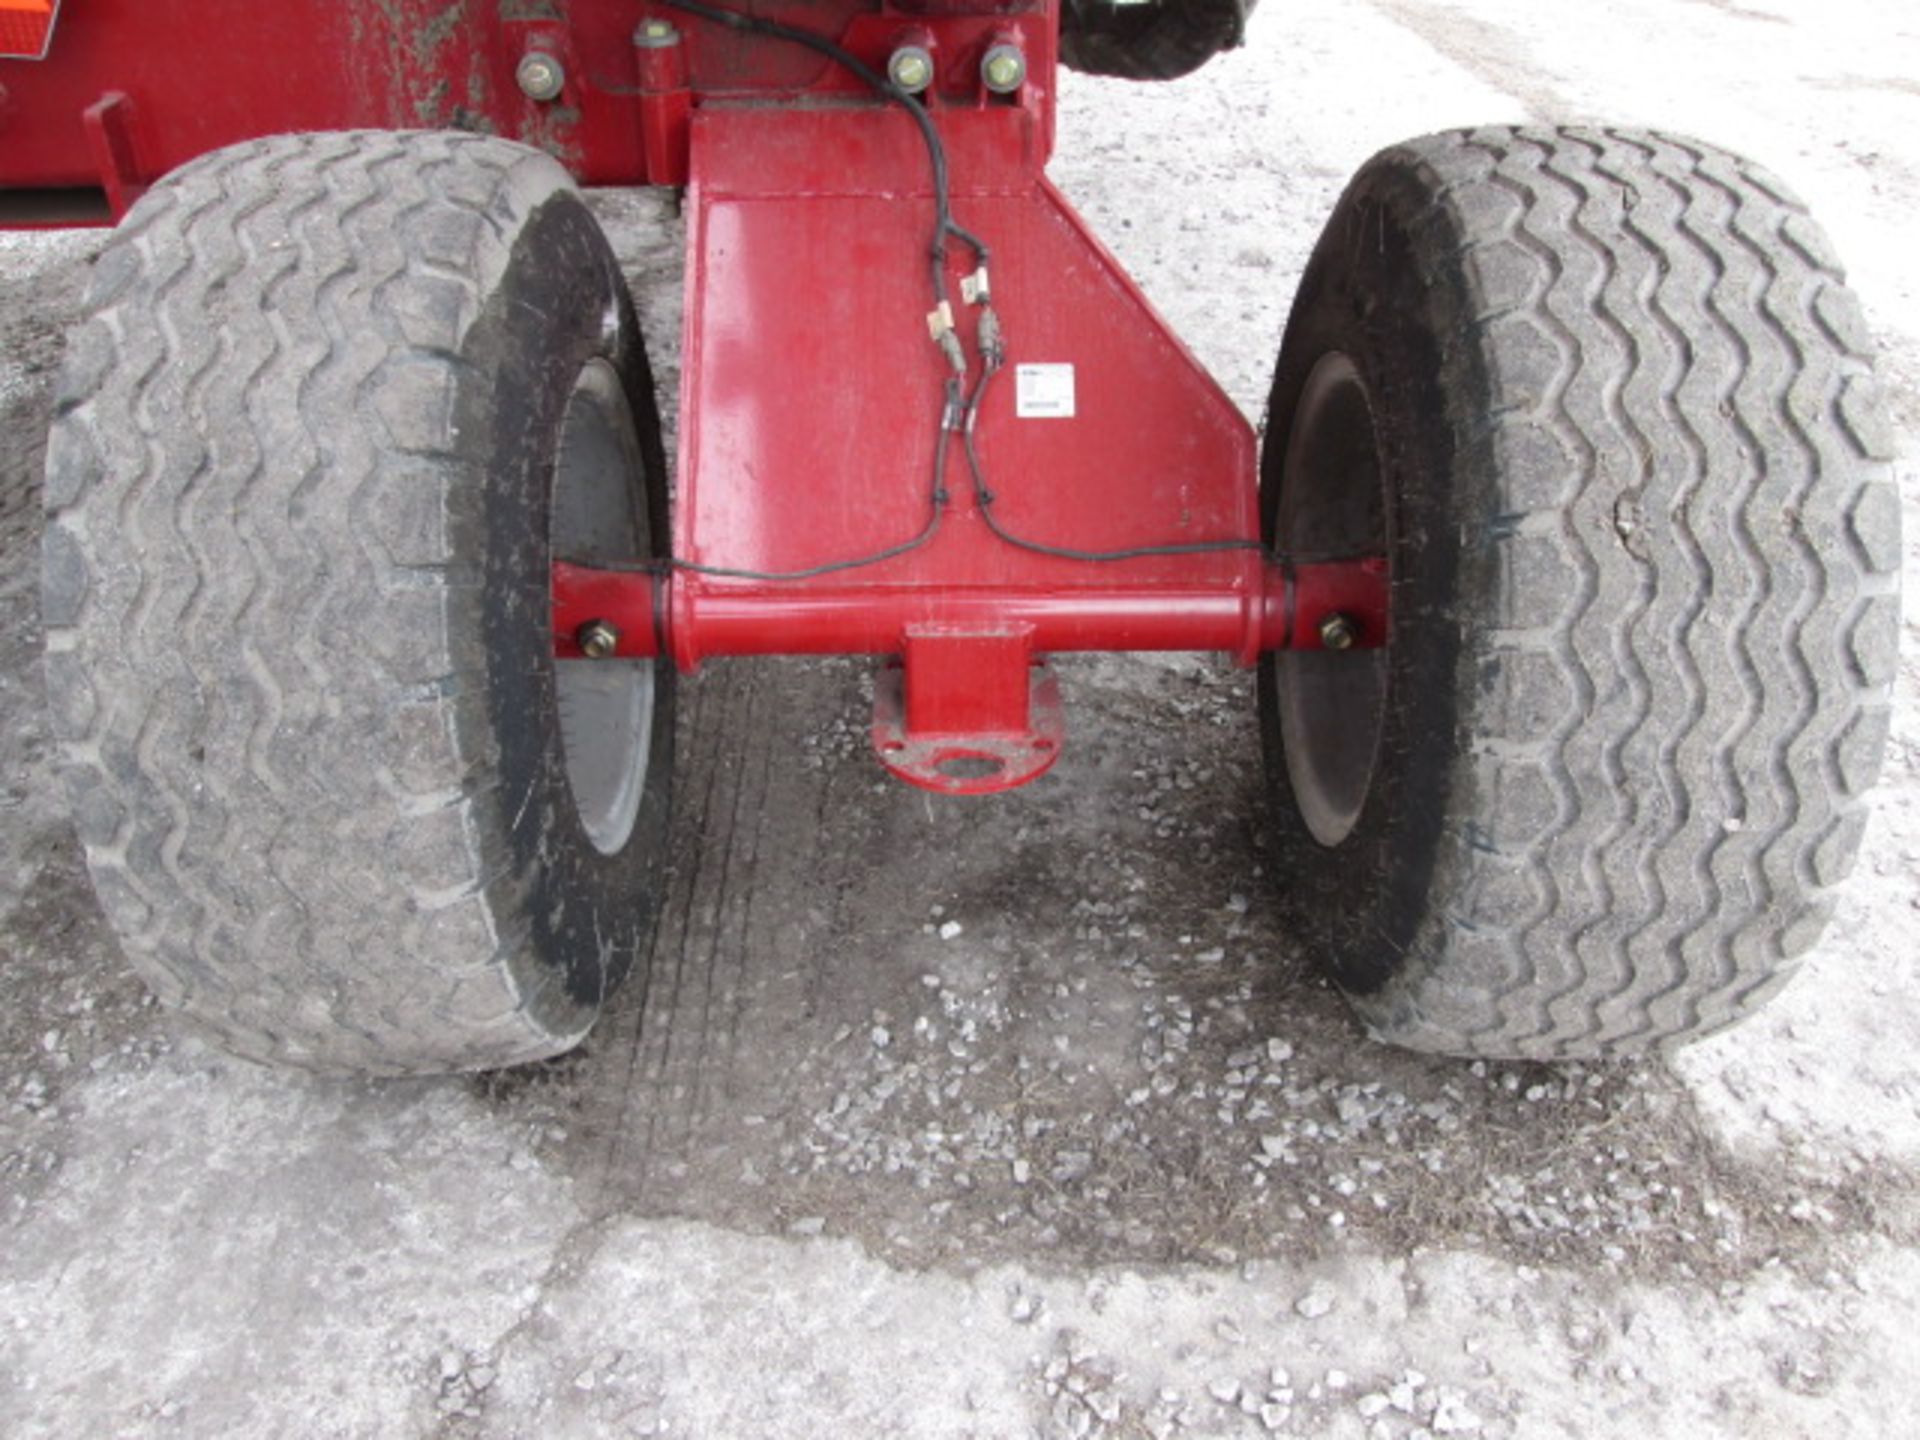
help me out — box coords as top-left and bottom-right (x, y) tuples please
(552, 556), (1389, 667)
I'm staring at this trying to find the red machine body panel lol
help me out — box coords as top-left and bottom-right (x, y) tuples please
(1, 0), (652, 209)
(5, 0), (1390, 791)
(672, 103), (1261, 669)
(0, 1), (1049, 212)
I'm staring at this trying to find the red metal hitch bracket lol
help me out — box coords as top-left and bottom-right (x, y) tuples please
(874, 628), (1064, 795)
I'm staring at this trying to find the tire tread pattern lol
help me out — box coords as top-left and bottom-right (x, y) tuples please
(43, 131), (607, 1073)
(1348, 126), (1898, 1057)
(1059, 0), (1254, 81)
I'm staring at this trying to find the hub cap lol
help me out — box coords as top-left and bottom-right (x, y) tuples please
(552, 357), (656, 856)
(1274, 352), (1390, 848)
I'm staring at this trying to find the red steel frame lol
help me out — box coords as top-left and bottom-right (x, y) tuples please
(2, 0), (1386, 794)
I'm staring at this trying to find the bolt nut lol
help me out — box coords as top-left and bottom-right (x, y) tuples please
(516, 51), (566, 102)
(635, 18), (680, 46)
(1317, 612), (1358, 651)
(981, 44), (1027, 95)
(888, 45), (935, 94)
(576, 620), (621, 660)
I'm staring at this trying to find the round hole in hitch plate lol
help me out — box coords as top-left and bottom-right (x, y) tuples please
(936, 753), (1005, 782)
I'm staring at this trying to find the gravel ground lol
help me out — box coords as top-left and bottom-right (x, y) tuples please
(3, 1), (1919, 1436)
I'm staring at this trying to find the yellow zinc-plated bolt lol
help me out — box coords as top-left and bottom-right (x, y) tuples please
(576, 620), (621, 660)
(1317, 613), (1358, 651)
(516, 52), (566, 102)
(983, 50), (1025, 92)
(889, 47), (935, 93)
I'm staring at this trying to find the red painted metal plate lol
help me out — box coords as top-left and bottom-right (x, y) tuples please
(674, 104), (1261, 665)
(0, 0), (649, 201)
(0, 2), (1051, 214)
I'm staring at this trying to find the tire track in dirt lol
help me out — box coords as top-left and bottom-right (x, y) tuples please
(1363, 0), (1570, 122)
(575, 658), (869, 1210)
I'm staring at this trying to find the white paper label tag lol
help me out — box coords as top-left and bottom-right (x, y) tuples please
(1015, 363), (1076, 419)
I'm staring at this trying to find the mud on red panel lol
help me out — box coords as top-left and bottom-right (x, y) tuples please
(0, 0), (660, 212)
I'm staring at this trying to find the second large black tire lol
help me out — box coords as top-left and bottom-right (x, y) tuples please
(1261, 127), (1900, 1059)
(41, 131), (676, 1074)
(1059, 0), (1257, 81)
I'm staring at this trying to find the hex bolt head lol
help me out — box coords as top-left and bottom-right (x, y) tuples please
(577, 619), (621, 660)
(1317, 612), (1359, 651)
(981, 44), (1027, 94)
(516, 51), (566, 102)
(888, 45), (935, 94)
(636, 18), (679, 45)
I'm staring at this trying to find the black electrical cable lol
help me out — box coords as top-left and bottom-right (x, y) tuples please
(959, 352), (1267, 563)
(670, 380), (958, 581)
(656, 0), (988, 303)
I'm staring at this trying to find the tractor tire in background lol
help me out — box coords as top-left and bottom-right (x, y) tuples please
(1260, 126), (1900, 1059)
(1059, 0), (1257, 81)
(41, 131), (676, 1074)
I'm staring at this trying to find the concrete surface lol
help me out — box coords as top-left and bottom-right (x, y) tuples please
(2, 0), (1918, 1435)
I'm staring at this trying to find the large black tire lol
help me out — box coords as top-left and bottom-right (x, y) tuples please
(1059, 0), (1256, 81)
(1261, 127), (1900, 1059)
(41, 132), (676, 1074)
